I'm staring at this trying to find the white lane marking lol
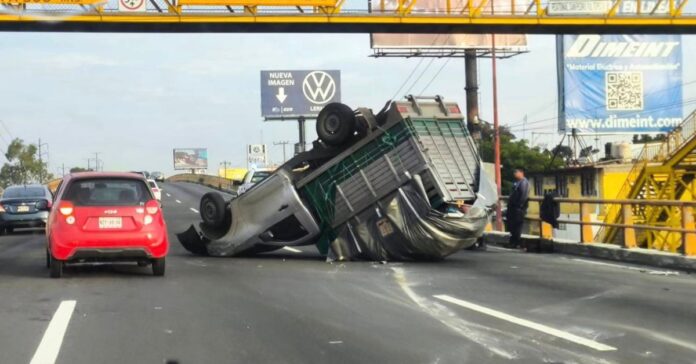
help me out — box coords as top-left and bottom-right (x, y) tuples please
(569, 258), (679, 276)
(282, 246), (301, 253)
(175, 200), (181, 204)
(30, 300), (77, 364)
(166, 193), (171, 197)
(190, 208), (199, 213)
(433, 294), (617, 352)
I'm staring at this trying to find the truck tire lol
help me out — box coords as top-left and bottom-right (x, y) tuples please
(317, 103), (355, 147)
(200, 192), (226, 228)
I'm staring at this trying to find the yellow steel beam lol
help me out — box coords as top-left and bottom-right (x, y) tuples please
(178, 0), (337, 5)
(1, 11), (696, 32)
(0, 0), (105, 3)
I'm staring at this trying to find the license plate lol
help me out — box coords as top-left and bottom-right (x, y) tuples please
(17, 206), (30, 212)
(98, 217), (122, 229)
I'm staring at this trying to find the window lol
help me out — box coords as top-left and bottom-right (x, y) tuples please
(2, 186), (47, 198)
(581, 171), (596, 196)
(533, 177), (544, 196)
(64, 178), (152, 206)
(250, 171), (272, 184)
(555, 175), (568, 197)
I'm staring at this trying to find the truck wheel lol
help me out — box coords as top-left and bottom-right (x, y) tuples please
(200, 192), (226, 228)
(317, 103), (355, 147)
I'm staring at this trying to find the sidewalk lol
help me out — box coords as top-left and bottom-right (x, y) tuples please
(484, 231), (696, 273)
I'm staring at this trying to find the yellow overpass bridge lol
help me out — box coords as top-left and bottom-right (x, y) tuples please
(0, 0), (695, 33)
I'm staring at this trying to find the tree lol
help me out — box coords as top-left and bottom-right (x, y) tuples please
(632, 134), (666, 144)
(0, 138), (53, 187)
(70, 167), (91, 173)
(478, 122), (563, 195)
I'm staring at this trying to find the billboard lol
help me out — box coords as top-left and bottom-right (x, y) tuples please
(173, 148), (208, 170)
(260, 70), (341, 119)
(371, 0), (527, 51)
(558, 34), (683, 133)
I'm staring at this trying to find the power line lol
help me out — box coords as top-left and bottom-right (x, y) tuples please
(418, 58), (452, 96)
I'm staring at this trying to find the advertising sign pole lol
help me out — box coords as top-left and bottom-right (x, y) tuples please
(298, 116), (306, 154)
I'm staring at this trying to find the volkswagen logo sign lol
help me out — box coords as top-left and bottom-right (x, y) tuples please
(302, 71), (336, 105)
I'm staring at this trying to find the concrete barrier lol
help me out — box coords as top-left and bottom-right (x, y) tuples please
(484, 231), (696, 273)
(166, 174), (237, 194)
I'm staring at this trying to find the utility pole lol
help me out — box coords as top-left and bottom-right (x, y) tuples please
(273, 141), (290, 163)
(37, 138), (49, 183)
(491, 1), (503, 231)
(94, 152), (101, 171)
(219, 161), (231, 178)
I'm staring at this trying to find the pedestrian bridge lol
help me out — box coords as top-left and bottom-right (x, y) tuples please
(0, 0), (695, 33)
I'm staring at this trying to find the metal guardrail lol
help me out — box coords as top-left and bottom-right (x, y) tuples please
(505, 196), (696, 256)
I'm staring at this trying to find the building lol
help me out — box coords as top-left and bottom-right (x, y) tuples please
(526, 163), (633, 240)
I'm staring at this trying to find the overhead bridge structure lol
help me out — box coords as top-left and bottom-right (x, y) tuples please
(597, 111), (696, 253)
(0, 0), (695, 33)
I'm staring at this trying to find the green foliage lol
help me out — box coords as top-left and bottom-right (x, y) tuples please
(0, 138), (53, 187)
(478, 123), (563, 195)
(69, 167), (91, 173)
(632, 134), (666, 144)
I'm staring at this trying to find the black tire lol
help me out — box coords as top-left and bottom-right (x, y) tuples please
(200, 192), (226, 228)
(152, 258), (166, 276)
(316, 103), (355, 147)
(49, 255), (63, 278)
(45, 250), (50, 268)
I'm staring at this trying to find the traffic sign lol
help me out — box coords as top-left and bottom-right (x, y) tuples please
(118, 0), (147, 11)
(260, 70), (341, 120)
(247, 144), (267, 166)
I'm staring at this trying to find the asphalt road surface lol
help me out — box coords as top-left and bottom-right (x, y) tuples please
(1, 182), (695, 364)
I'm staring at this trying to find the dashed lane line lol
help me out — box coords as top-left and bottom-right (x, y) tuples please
(30, 300), (77, 364)
(175, 200), (181, 204)
(166, 193), (171, 197)
(282, 247), (302, 253)
(433, 294), (617, 352)
(190, 208), (199, 214)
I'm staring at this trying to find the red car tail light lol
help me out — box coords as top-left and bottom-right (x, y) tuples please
(145, 200), (159, 215)
(59, 201), (74, 216)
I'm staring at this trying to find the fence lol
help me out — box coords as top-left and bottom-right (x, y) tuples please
(502, 196), (696, 256)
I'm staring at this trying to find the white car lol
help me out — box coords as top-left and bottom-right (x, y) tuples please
(236, 169), (274, 195)
(147, 179), (162, 201)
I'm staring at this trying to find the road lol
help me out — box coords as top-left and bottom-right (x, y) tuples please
(1, 182), (695, 364)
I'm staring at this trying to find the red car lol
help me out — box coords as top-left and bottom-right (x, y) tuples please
(46, 172), (169, 278)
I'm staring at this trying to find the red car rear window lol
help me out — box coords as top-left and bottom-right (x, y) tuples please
(63, 178), (152, 206)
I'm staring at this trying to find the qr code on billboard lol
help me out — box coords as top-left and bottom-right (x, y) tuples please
(606, 71), (644, 111)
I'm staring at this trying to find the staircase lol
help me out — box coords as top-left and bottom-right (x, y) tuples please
(596, 110), (696, 251)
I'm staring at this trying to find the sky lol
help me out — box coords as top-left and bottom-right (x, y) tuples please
(0, 32), (694, 177)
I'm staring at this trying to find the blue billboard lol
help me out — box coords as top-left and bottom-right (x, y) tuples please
(557, 34), (683, 133)
(260, 70), (341, 120)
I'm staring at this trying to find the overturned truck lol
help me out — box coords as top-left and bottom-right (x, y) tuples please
(178, 96), (497, 261)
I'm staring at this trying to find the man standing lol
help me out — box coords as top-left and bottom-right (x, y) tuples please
(506, 168), (529, 248)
